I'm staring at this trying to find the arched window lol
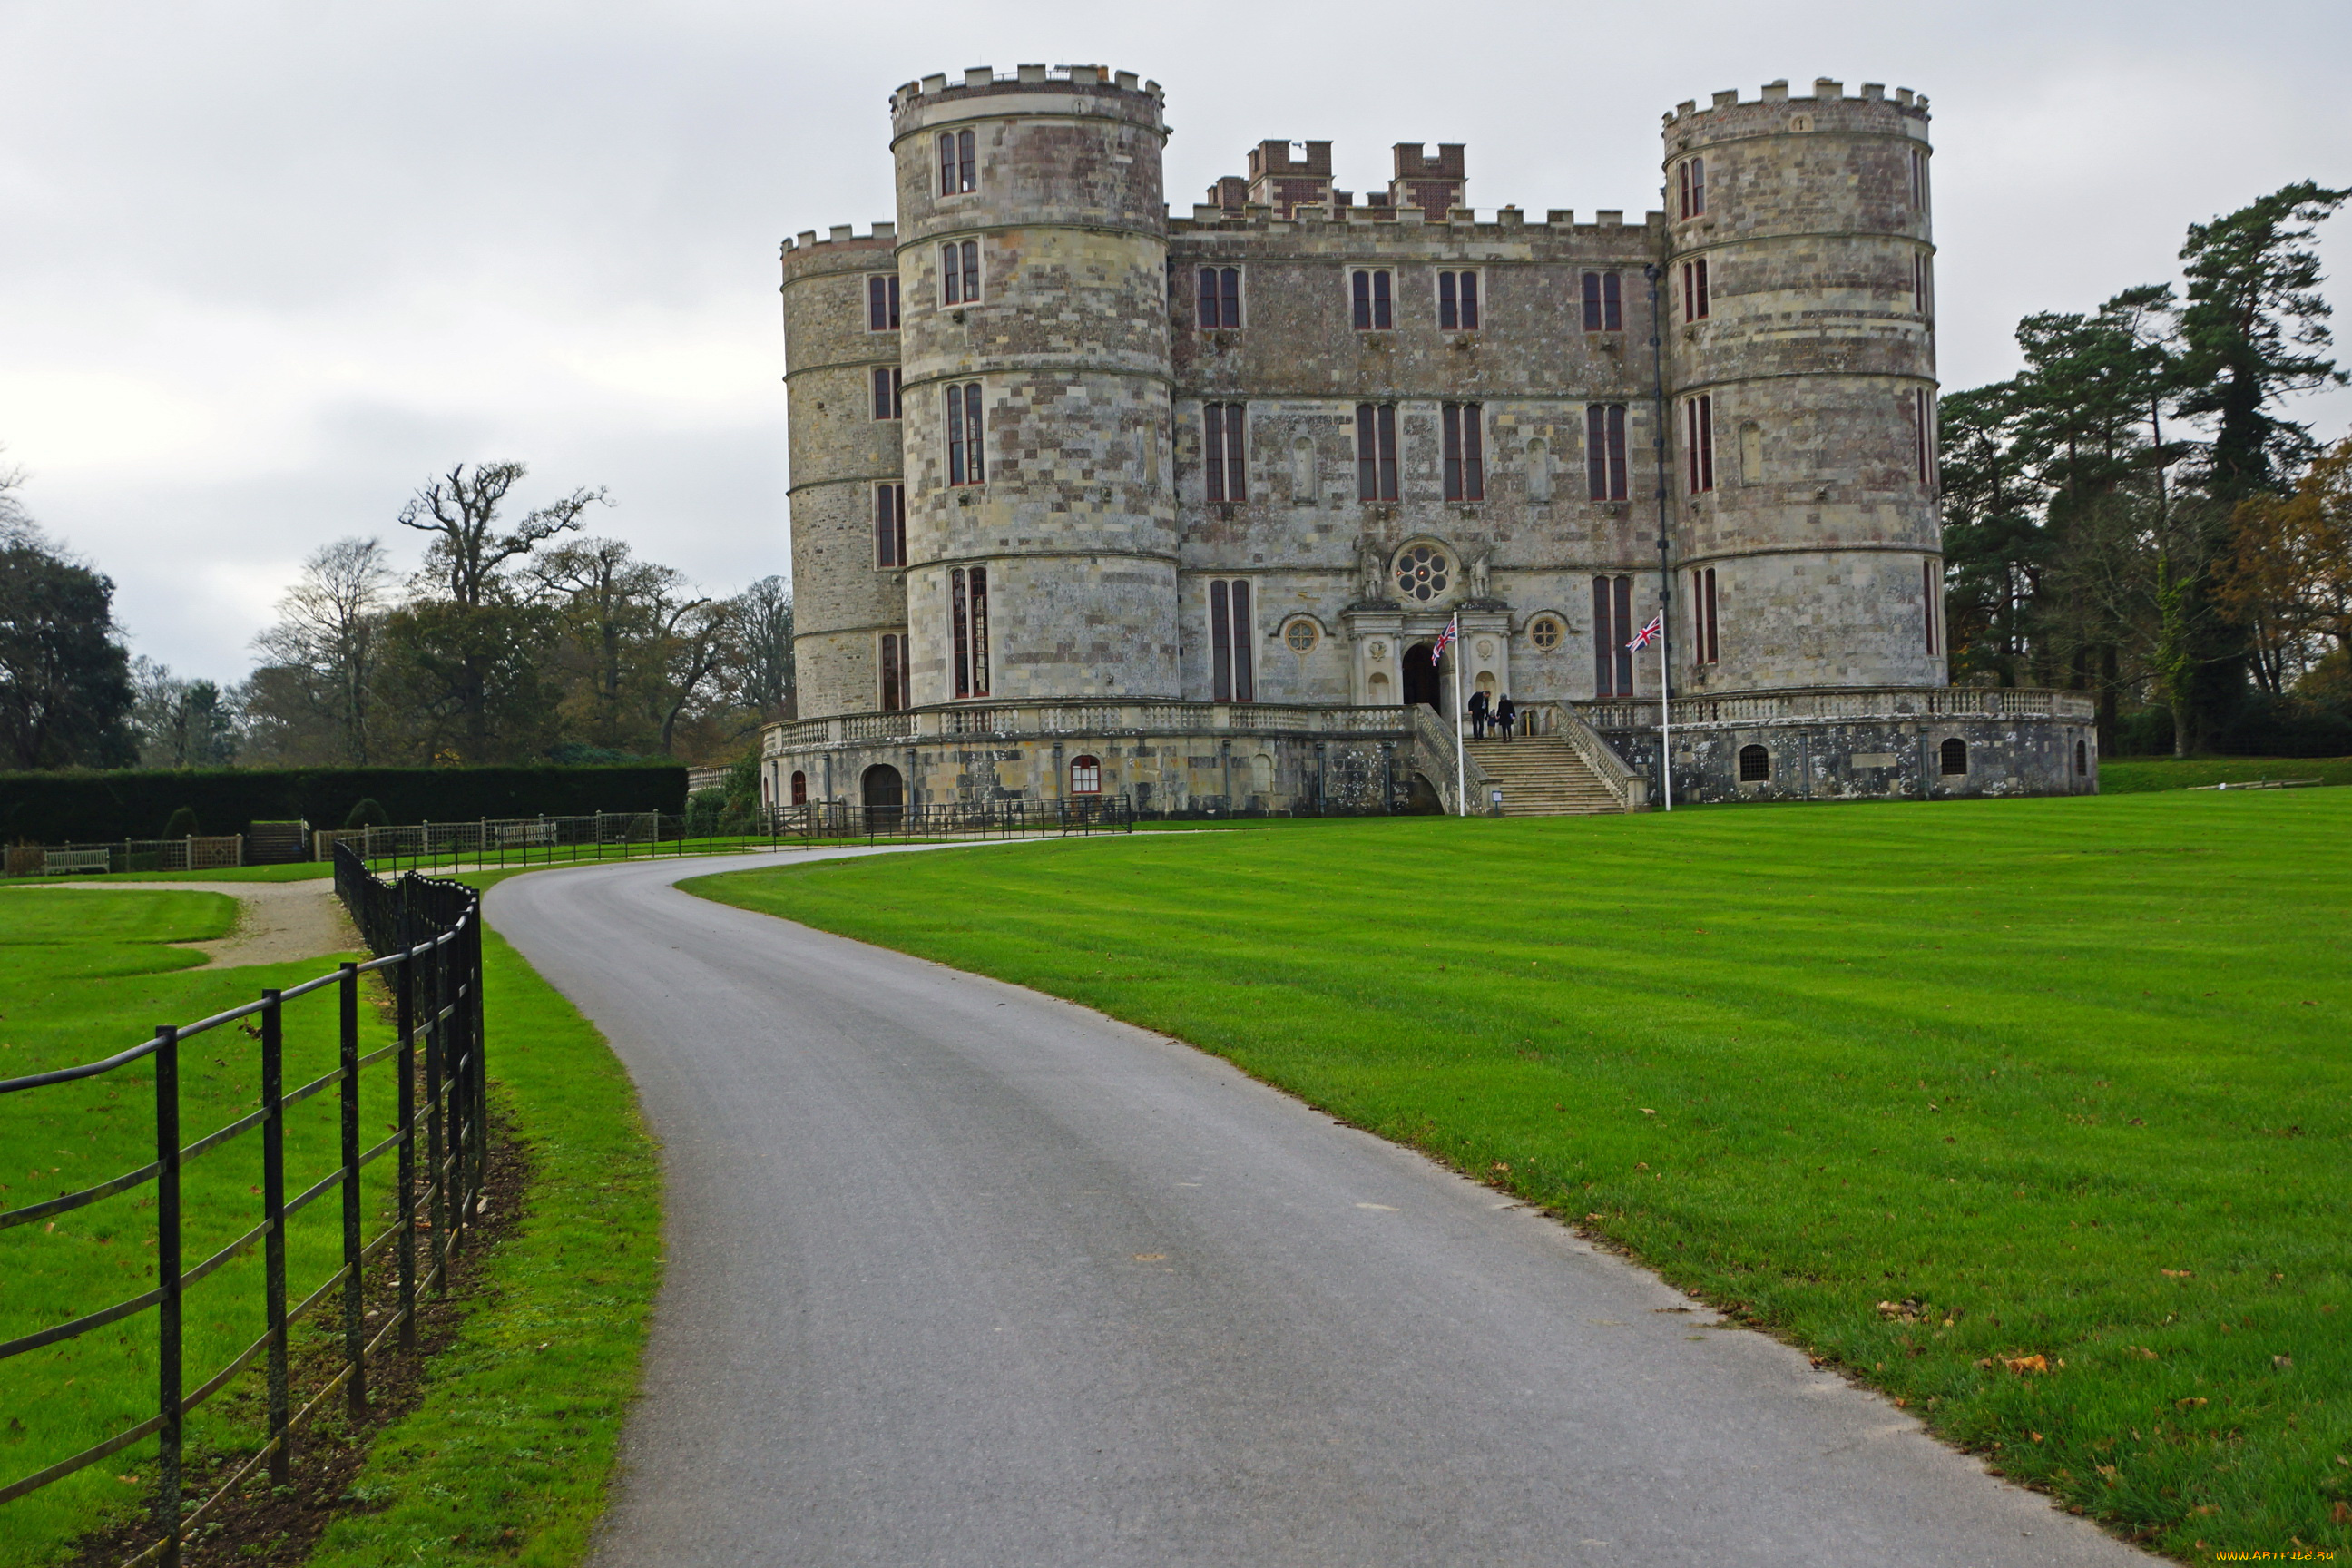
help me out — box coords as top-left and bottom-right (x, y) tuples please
(1069, 755), (1101, 795)
(2075, 739), (2090, 777)
(1940, 738), (1968, 776)
(790, 770), (808, 806)
(1739, 744), (1770, 783)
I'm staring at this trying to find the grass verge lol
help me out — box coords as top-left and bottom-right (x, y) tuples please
(688, 792), (2350, 1560)
(2100, 756), (2352, 793)
(299, 870), (660, 1567)
(0, 869), (661, 1567)
(0, 887), (397, 1566)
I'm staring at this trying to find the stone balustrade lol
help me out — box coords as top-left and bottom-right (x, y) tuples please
(1579, 686), (2097, 733)
(763, 701), (1416, 757)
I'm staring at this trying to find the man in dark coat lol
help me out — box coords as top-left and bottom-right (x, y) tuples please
(1466, 688), (1490, 739)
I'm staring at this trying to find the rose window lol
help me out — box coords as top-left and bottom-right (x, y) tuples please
(1530, 616), (1563, 651)
(1284, 619), (1319, 653)
(1394, 544), (1452, 603)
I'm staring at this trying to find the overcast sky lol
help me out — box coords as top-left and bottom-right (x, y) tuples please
(4, 0), (2347, 684)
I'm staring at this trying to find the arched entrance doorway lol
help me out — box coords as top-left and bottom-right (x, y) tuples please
(860, 763), (904, 829)
(1402, 642), (1441, 710)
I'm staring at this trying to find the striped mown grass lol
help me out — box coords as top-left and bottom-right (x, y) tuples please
(691, 789), (2351, 1561)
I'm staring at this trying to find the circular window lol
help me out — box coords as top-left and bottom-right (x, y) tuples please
(1284, 619), (1319, 654)
(1530, 616), (1563, 651)
(1394, 543), (1452, 603)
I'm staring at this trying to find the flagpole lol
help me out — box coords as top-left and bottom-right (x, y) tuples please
(1659, 622), (1672, 811)
(1449, 612), (1466, 817)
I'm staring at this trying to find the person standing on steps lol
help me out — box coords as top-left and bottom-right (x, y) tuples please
(1494, 693), (1517, 741)
(1467, 688), (1490, 740)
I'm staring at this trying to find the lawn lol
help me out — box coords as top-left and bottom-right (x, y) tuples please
(0, 887), (398, 1564)
(2099, 756), (2352, 793)
(0, 870), (661, 1568)
(690, 790), (2352, 1560)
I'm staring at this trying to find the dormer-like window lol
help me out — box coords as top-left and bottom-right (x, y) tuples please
(938, 129), (975, 195)
(1199, 267), (1241, 328)
(1437, 270), (1480, 330)
(1678, 156), (1706, 219)
(941, 240), (979, 305)
(1582, 270), (1622, 331)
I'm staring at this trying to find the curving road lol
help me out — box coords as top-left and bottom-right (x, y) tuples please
(487, 849), (2145, 1568)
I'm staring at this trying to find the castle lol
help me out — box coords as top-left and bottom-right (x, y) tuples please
(760, 64), (2097, 817)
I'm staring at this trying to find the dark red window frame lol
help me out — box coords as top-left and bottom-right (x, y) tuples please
(1210, 578), (1255, 703)
(1355, 404), (1397, 500)
(1442, 403), (1485, 501)
(874, 483), (906, 567)
(1352, 269), (1393, 330)
(1204, 403), (1247, 503)
(1437, 270), (1480, 331)
(1587, 404), (1628, 501)
(946, 382), (985, 486)
(951, 565), (989, 699)
(1582, 270), (1622, 331)
(867, 273), (900, 331)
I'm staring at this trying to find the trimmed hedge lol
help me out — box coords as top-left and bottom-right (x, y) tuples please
(0, 765), (690, 844)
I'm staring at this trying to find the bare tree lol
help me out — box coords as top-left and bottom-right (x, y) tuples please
(397, 461), (608, 607)
(529, 537), (680, 749)
(652, 593), (737, 756)
(727, 575), (795, 720)
(251, 536), (395, 763)
(0, 446), (36, 546)
(387, 461), (608, 760)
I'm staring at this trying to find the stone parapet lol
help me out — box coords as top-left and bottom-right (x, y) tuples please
(764, 699), (1412, 755)
(1581, 685), (2093, 731)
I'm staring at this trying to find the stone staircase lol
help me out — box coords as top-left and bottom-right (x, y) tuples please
(1463, 737), (1628, 815)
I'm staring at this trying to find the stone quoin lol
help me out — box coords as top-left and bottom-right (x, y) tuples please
(765, 64), (2097, 816)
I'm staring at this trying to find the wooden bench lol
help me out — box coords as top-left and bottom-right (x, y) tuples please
(43, 849), (113, 876)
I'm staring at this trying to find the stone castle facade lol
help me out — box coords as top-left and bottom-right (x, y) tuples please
(761, 64), (2096, 816)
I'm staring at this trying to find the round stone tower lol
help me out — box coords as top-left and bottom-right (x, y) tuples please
(780, 226), (905, 718)
(1663, 78), (1945, 692)
(888, 64), (1179, 705)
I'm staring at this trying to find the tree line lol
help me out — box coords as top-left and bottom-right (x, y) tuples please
(1938, 181), (2350, 755)
(0, 459), (794, 771)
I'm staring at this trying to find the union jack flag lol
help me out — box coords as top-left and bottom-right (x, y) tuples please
(1430, 621), (1458, 662)
(1626, 613), (1663, 652)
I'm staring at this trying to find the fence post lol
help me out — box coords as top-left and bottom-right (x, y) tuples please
(443, 929), (466, 1253)
(338, 963), (368, 1417)
(468, 906), (486, 1223)
(424, 931), (446, 1292)
(260, 991), (290, 1485)
(152, 1025), (182, 1566)
(395, 914), (417, 1352)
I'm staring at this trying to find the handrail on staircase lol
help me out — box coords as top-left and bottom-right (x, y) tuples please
(1407, 704), (1492, 816)
(1504, 704), (1649, 813)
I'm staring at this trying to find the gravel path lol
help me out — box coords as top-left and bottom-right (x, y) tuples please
(28, 878), (359, 966)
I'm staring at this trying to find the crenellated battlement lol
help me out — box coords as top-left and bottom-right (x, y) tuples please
(1166, 205), (1663, 240)
(888, 64), (1161, 114)
(1662, 77), (1928, 127)
(782, 222), (897, 257)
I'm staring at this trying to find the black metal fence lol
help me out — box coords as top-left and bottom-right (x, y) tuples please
(326, 797), (1133, 876)
(0, 847), (487, 1566)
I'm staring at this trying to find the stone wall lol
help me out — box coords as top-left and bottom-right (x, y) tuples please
(889, 69), (1182, 705)
(780, 229), (904, 718)
(1598, 713), (2097, 805)
(1664, 79), (1944, 693)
